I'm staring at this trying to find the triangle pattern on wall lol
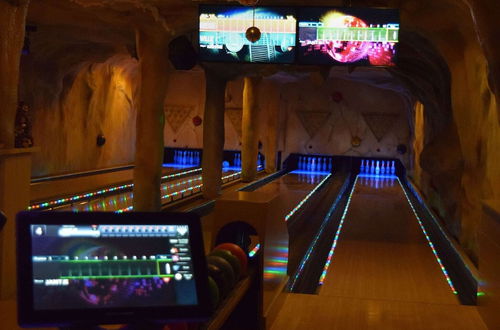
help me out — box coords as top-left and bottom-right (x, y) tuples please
(361, 112), (399, 141)
(297, 110), (331, 138)
(164, 105), (193, 133)
(226, 107), (243, 138)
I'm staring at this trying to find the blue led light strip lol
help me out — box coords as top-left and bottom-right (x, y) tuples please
(28, 167), (201, 210)
(396, 177), (458, 295)
(318, 175), (359, 285)
(284, 173), (332, 222)
(288, 175), (351, 290)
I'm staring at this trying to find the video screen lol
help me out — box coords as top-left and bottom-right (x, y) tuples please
(298, 7), (399, 66)
(30, 224), (197, 310)
(199, 5), (297, 63)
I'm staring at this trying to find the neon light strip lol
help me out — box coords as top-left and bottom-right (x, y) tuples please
(396, 177), (458, 295)
(318, 175), (359, 285)
(114, 168), (261, 213)
(284, 173), (332, 222)
(288, 176), (351, 290)
(28, 167), (201, 210)
(248, 243), (261, 258)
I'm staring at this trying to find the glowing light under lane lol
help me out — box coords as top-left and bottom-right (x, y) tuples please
(284, 173), (332, 222)
(248, 243), (261, 258)
(113, 168), (260, 213)
(318, 175), (359, 285)
(396, 177), (458, 295)
(288, 176), (351, 290)
(28, 167), (201, 211)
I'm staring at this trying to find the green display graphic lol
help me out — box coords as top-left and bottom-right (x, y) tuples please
(37, 258), (174, 280)
(317, 27), (399, 42)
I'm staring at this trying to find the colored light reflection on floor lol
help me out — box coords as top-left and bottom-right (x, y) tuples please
(288, 176), (351, 290)
(396, 177), (458, 295)
(28, 167), (201, 211)
(284, 173), (332, 222)
(264, 244), (288, 280)
(318, 175), (359, 285)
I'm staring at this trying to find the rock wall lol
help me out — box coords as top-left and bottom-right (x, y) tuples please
(23, 54), (139, 177)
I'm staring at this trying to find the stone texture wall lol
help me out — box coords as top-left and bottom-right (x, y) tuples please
(22, 54), (139, 177)
(280, 75), (411, 166)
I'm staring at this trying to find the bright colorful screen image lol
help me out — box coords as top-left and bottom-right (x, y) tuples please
(199, 6), (297, 63)
(30, 224), (197, 310)
(298, 8), (399, 66)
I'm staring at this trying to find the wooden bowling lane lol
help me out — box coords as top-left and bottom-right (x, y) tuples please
(251, 171), (328, 197)
(319, 176), (459, 305)
(271, 293), (486, 330)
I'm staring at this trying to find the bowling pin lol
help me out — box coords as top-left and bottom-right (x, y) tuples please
(391, 161), (396, 174)
(328, 158), (333, 171)
(375, 161), (380, 175)
(360, 159), (365, 173)
(234, 153), (237, 167)
(311, 157), (316, 172)
(381, 161), (385, 174)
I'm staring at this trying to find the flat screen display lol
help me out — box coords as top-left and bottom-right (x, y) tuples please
(16, 212), (210, 326)
(298, 7), (399, 66)
(199, 5), (297, 63)
(31, 224), (197, 310)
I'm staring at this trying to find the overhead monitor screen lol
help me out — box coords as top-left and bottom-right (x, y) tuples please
(16, 212), (210, 326)
(199, 5), (297, 63)
(298, 7), (399, 66)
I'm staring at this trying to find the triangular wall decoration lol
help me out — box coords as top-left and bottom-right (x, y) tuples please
(226, 107), (243, 138)
(296, 110), (331, 138)
(164, 105), (193, 133)
(361, 112), (399, 141)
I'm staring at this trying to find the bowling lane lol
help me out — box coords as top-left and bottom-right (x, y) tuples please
(29, 165), (200, 211)
(57, 168), (240, 212)
(319, 175), (459, 305)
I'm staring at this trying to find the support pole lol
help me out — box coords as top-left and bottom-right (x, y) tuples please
(202, 68), (227, 199)
(133, 28), (170, 211)
(0, 1), (29, 148)
(241, 76), (261, 182)
(265, 82), (280, 173)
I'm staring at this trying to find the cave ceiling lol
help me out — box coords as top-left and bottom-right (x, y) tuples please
(24, 0), (474, 113)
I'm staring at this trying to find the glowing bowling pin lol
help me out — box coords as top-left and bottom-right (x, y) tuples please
(391, 161), (396, 174)
(381, 161), (385, 174)
(360, 159), (365, 173)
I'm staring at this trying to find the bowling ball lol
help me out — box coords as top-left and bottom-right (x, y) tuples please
(207, 276), (220, 308)
(207, 255), (235, 288)
(222, 160), (230, 168)
(214, 243), (248, 276)
(207, 263), (230, 298)
(210, 249), (241, 280)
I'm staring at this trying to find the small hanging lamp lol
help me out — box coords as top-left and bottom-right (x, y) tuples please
(245, 5), (261, 43)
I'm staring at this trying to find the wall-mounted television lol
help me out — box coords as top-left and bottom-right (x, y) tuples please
(199, 5), (297, 64)
(298, 7), (399, 66)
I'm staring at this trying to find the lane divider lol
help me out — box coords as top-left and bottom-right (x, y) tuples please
(115, 169), (258, 213)
(284, 173), (332, 222)
(318, 175), (359, 285)
(397, 177), (458, 295)
(288, 175), (351, 290)
(28, 167), (201, 211)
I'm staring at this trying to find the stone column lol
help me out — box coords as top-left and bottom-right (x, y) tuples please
(0, 1), (30, 148)
(265, 82), (279, 173)
(467, 0), (500, 121)
(202, 69), (227, 199)
(241, 76), (261, 182)
(133, 28), (170, 211)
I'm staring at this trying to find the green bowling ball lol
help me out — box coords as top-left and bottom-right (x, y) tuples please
(207, 276), (220, 308)
(207, 255), (235, 288)
(210, 249), (241, 280)
(207, 263), (231, 298)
